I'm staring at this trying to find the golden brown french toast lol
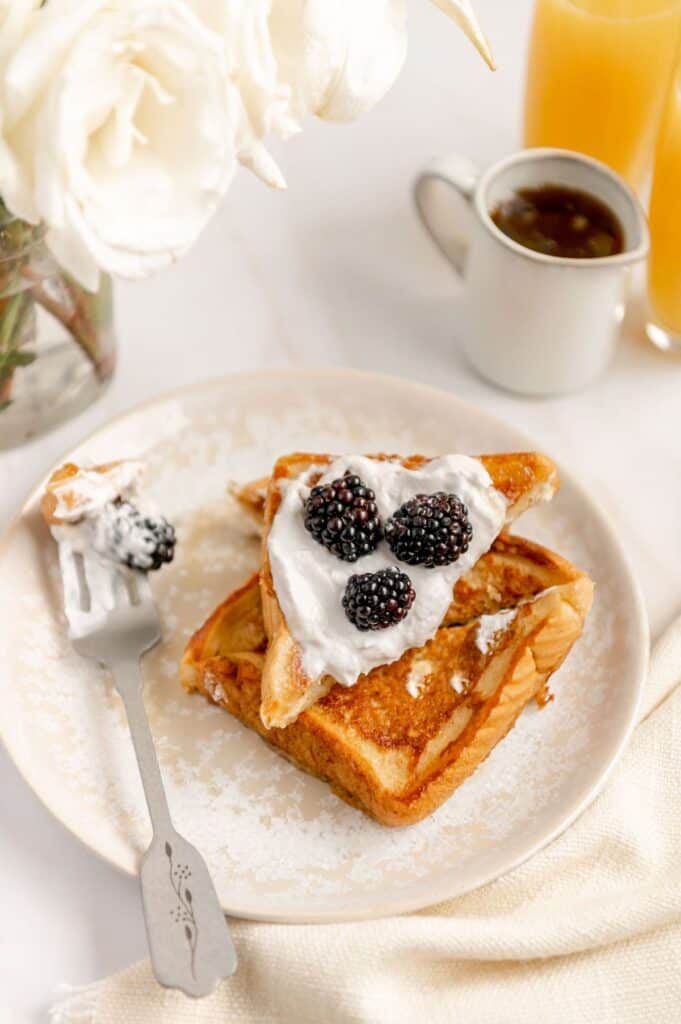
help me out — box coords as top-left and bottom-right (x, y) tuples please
(259, 451), (559, 729)
(230, 476), (268, 526)
(182, 534), (592, 826)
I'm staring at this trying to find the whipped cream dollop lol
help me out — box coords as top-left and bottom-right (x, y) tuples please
(449, 671), (468, 694)
(267, 454), (507, 686)
(405, 657), (433, 698)
(474, 608), (517, 655)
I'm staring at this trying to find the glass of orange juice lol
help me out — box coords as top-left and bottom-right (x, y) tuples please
(524, 0), (681, 190)
(647, 56), (681, 351)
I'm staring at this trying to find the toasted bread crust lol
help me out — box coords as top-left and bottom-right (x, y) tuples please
(229, 477), (269, 531)
(181, 535), (593, 826)
(258, 451), (559, 729)
(445, 530), (580, 624)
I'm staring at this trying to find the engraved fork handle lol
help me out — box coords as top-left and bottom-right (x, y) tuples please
(112, 659), (238, 997)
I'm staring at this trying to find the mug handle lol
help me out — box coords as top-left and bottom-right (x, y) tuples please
(413, 155), (480, 277)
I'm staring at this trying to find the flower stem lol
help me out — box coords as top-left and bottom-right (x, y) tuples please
(0, 291), (36, 405)
(19, 264), (107, 379)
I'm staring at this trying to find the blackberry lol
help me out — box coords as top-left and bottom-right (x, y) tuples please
(342, 567), (415, 631)
(304, 473), (382, 562)
(95, 500), (176, 572)
(385, 492), (473, 568)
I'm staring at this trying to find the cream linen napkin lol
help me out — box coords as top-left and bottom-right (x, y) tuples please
(50, 615), (681, 1024)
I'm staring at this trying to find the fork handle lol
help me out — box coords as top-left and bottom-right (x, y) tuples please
(112, 660), (238, 996)
(113, 660), (172, 833)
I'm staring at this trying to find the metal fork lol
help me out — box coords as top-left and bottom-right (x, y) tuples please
(62, 548), (237, 996)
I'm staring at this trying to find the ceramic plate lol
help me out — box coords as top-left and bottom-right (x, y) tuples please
(0, 370), (648, 922)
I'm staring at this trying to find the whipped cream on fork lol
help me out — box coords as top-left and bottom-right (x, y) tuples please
(45, 460), (170, 637)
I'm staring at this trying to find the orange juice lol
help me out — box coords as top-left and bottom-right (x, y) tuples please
(647, 63), (681, 346)
(524, 0), (681, 189)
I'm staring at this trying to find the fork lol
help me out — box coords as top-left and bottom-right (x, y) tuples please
(61, 548), (238, 997)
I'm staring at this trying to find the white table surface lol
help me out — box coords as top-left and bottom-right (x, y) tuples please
(3, 2), (679, 1019)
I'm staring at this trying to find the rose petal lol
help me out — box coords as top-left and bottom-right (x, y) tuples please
(428, 0), (494, 69)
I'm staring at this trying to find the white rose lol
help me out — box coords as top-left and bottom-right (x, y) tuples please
(271, 0), (493, 121)
(187, 0), (407, 188)
(0, 0), (39, 65)
(269, 0), (408, 125)
(269, 0), (493, 122)
(0, 0), (238, 290)
(0, 0), (40, 220)
(184, 0), (295, 190)
(189, 0), (491, 190)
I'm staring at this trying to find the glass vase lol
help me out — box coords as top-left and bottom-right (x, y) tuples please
(0, 204), (115, 449)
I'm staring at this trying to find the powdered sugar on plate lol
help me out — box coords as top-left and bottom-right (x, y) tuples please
(0, 372), (645, 921)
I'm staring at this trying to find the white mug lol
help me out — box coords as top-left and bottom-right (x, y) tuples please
(414, 148), (649, 396)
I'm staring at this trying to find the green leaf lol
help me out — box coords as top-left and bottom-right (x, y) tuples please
(0, 349), (36, 372)
(0, 399), (11, 412)
(9, 349), (36, 367)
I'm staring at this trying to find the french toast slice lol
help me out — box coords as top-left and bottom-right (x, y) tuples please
(259, 451), (559, 728)
(230, 477), (268, 529)
(182, 534), (593, 826)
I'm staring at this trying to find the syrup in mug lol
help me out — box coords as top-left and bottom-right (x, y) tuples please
(490, 185), (624, 259)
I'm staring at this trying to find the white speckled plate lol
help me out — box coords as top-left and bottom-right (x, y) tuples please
(0, 369), (648, 922)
